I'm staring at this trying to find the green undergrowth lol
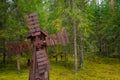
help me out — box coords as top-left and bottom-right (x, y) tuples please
(0, 56), (120, 80)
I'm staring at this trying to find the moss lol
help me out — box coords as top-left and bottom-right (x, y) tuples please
(0, 56), (120, 80)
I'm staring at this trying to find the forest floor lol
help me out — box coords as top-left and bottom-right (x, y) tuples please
(0, 55), (120, 80)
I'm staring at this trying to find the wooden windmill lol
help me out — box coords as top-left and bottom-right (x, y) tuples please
(24, 12), (69, 80)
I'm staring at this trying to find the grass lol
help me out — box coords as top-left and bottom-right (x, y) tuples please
(0, 55), (120, 80)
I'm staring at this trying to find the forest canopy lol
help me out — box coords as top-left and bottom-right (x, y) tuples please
(0, 0), (119, 57)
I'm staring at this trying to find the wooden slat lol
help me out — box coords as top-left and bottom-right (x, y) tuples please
(61, 30), (66, 44)
(35, 27), (41, 32)
(56, 33), (61, 44)
(25, 16), (38, 22)
(6, 41), (32, 56)
(36, 50), (46, 55)
(29, 24), (40, 29)
(32, 24), (40, 28)
(32, 31), (41, 36)
(36, 53), (45, 59)
(46, 36), (51, 46)
(53, 34), (58, 45)
(30, 29), (36, 33)
(38, 64), (47, 71)
(29, 12), (38, 17)
(38, 65), (46, 70)
(46, 30), (69, 46)
(49, 35), (55, 45)
(28, 20), (39, 26)
(36, 50), (47, 60)
(37, 57), (47, 63)
(38, 61), (48, 66)
(38, 69), (46, 73)
(25, 13), (38, 19)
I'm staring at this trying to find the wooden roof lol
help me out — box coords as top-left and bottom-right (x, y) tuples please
(26, 29), (48, 38)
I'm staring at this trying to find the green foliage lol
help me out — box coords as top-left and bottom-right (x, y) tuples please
(82, 0), (120, 57)
(0, 1), (120, 78)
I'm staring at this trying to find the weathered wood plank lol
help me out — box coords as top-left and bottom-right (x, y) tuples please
(38, 61), (48, 66)
(37, 57), (47, 63)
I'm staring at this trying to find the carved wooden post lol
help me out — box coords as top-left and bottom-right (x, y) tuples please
(25, 12), (51, 80)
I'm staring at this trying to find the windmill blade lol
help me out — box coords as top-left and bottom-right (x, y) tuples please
(62, 30), (70, 44)
(24, 12), (69, 46)
(46, 30), (69, 46)
(6, 41), (32, 56)
(25, 12), (41, 36)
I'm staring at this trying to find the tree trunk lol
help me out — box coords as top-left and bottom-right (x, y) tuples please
(17, 54), (21, 74)
(55, 54), (58, 62)
(72, 0), (78, 73)
(110, 0), (114, 13)
(3, 52), (6, 64)
(79, 29), (84, 68)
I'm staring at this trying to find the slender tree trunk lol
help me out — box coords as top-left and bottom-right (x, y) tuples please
(3, 40), (6, 64)
(110, 0), (114, 13)
(72, 0), (78, 73)
(79, 45), (84, 67)
(73, 18), (78, 73)
(99, 40), (102, 56)
(3, 52), (6, 64)
(17, 54), (21, 74)
(79, 29), (84, 68)
(55, 54), (58, 62)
